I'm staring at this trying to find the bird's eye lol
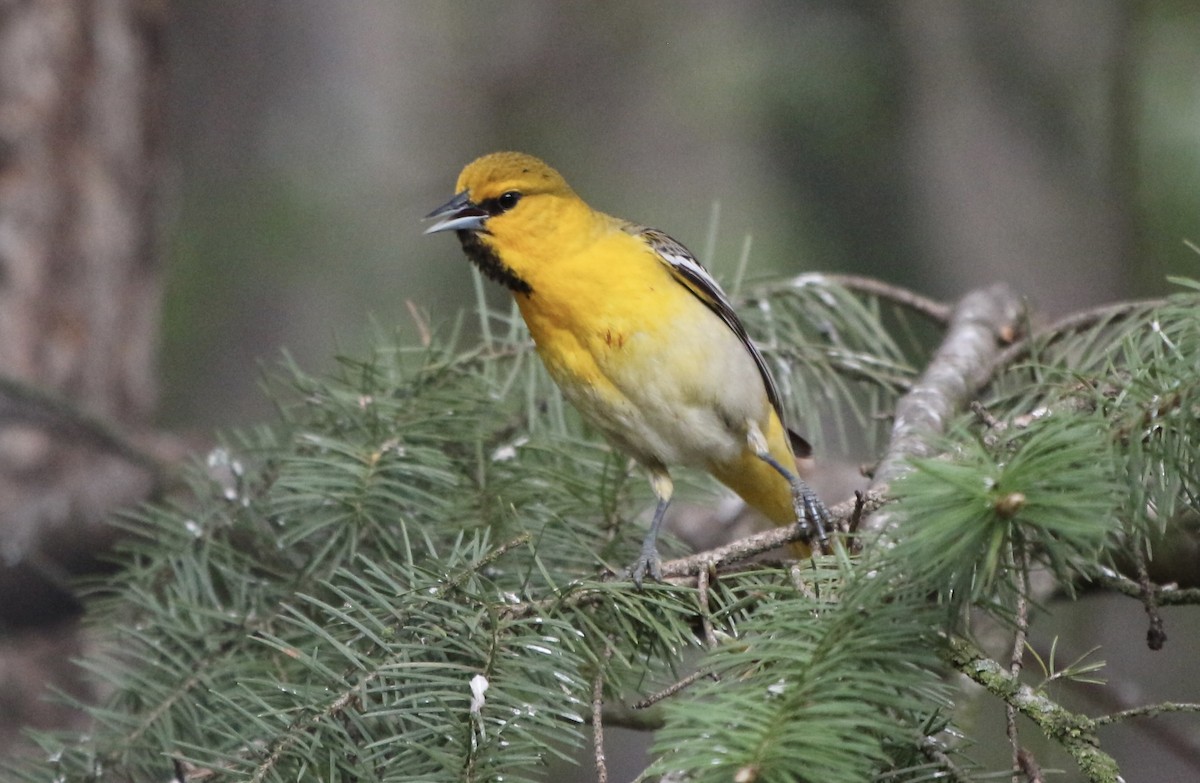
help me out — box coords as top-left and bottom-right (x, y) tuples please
(497, 191), (521, 211)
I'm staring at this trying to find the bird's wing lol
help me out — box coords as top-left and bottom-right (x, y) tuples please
(626, 224), (804, 451)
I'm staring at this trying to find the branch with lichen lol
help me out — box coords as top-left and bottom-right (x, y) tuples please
(942, 635), (1123, 783)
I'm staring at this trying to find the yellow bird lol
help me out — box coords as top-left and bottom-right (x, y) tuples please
(425, 152), (828, 584)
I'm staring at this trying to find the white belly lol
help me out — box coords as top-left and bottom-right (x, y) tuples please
(555, 311), (770, 470)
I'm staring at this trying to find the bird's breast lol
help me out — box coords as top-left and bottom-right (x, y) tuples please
(516, 268), (769, 470)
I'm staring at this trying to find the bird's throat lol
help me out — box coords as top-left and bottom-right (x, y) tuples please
(457, 231), (533, 295)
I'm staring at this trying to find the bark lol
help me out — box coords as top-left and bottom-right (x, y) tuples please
(0, 0), (168, 753)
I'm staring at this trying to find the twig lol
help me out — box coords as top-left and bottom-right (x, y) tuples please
(1092, 702), (1200, 728)
(847, 490), (866, 535)
(1037, 637), (1200, 769)
(655, 491), (887, 581)
(1017, 747), (1044, 783)
(1007, 543), (1032, 783)
(990, 297), (1167, 373)
(441, 533), (532, 594)
(942, 636), (1123, 783)
(864, 284), (1026, 541)
(789, 272), (954, 324)
(592, 642), (613, 783)
(1087, 570), (1200, 606)
(249, 669), (381, 783)
(915, 737), (974, 783)
(970, 399), (1001, 430)
(632, 669), (712, 710)
(696, 564), (718, 648)
(1132, 544), (1167, 650)
(497, 494), (881, 625)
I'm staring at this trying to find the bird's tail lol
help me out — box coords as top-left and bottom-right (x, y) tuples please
(707, 411), (814, 557)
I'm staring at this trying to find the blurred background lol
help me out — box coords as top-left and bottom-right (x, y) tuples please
(161, 0), (1199, 429)
(3, 1), (1200, 780)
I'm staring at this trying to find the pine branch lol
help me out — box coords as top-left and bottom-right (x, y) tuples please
(991, 297), (1168, 372)
(1087, 569), (1200, 606)
(11, 274), (1199, 782)
(942, 636), (1123, 783)
(655, 490), (886, 580)
(872, 283), (1025, 485)
(864, 284), (1026, 539)
(647, 562), (947, 782)
(788, 272), (953, 324)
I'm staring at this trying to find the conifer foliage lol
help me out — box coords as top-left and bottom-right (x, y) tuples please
(13, 276), (1200, 782)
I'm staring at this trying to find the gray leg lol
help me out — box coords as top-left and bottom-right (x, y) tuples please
(630, 470), (673, 587)
(747, 422), (830, 553)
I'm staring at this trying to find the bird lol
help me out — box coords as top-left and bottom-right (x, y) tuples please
(424, 151), (828, 585)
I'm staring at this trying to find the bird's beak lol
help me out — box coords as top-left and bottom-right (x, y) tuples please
(423, 190), (488, 235)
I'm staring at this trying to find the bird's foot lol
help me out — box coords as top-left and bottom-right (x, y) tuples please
(629, 541), (663, 588)
(795, 485), (832, 554)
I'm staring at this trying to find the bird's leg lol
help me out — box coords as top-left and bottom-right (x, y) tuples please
(746, 422), (831, 554)
(630, 470), (673, 587)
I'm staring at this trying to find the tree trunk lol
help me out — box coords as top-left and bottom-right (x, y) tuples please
(0, 0), (168, 753)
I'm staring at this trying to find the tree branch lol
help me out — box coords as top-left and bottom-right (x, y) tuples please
(862, 284), (1026, 540)
(1087, 569), (1200, 606)
(592, 642), (612, 783)
(656, 490), (887, 580)
(1007, 543), (1034, 782)
(942, 636), (1123, 783)
(788, 272), (954, 323)
(496, 492), (884, 626)
(990, 297), (1167, 374)
(1092, 702), (1200, 728)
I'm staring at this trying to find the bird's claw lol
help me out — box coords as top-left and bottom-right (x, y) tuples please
(629, 544), (663, 588)
(797, 487), (832, 554)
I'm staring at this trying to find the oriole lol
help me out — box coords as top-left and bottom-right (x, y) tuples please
(425, 152), (828, 584)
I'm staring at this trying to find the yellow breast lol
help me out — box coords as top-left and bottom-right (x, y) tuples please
(511, 227), (769, 469)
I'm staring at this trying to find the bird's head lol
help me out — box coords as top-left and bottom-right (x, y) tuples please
(424, 152), (590, 293)
(424, 152), (578, 236)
